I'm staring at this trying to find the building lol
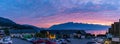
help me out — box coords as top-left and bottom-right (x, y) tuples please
(9, 29), (38, 38)
(108, 19), (120, 44)
(41, 30), (87, 39)
(109, 20), (120, 37)
(0, 30), (4, 38)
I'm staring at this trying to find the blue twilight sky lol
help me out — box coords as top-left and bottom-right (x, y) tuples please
(0, 0), (120, 28)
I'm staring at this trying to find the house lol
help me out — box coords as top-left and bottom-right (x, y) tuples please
(41, 30), (86, 39)
(9, 29), (38, 38)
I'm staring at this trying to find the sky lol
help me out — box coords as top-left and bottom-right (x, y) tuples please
(0, 0), (120, 28)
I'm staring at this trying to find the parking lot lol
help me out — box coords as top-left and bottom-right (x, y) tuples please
(12, 38), (32, 44)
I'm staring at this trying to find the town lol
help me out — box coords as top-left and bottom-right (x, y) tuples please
(0, 0), (120, 44)
(0, 17), (120, 44)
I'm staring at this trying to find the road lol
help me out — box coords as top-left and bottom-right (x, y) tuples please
(12, 38), (93, 44)
(70, 39), (94, 44)
(12, 38), (32, 44)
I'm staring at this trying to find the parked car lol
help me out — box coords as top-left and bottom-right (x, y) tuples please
(33, 39), (45, 44)
(0, 37), (12, 44)
(87, 41), (101, 44)
(27, 38), (39, 42)
(95, 38), (104, 43)
(33, 38), (57, 44)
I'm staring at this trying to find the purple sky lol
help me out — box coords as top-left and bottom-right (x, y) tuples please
(0, 0), (120, 28)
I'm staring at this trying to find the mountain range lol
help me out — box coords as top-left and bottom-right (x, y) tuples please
(0, 17), (110, 30)
(0, 17), (42, 29)
(0, 17), (17, 27)
(49, 22), (110, 30)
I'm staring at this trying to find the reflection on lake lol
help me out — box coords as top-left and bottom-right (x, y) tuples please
(86, 30), (107, 35)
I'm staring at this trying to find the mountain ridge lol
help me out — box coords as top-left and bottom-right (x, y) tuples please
(49, 22), (110, 30)
(0, 17), (110, 30)
(0, 17), (43, 30)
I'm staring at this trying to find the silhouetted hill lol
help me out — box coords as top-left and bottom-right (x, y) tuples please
(49, 22), (110, 30)
(0, 17), (43, 30)
(0, 17), (17, 27)
(13, 24), (44, 29)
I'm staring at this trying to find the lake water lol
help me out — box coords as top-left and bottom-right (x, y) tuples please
(86, 29), (108, 35)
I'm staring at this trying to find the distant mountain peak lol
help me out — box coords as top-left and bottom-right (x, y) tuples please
(0, 17), (17, 27)
(49, 22), (110, 30)
(0, 17), (43, 30)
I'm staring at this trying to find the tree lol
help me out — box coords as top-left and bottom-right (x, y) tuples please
(35, 32), (46, 38)
(3, 28), (10, 36)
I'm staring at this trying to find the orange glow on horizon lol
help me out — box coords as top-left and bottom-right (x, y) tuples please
(34, 21), (112, 28)
(86, 30), (107, 35)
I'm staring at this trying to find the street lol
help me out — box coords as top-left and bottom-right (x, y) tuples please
(11, 38), (94, 44)
(70, 39), (93, 44)
(12, 38), (32, 44)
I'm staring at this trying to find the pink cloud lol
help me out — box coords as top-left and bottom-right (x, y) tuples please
(14, 10), (120, 28)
